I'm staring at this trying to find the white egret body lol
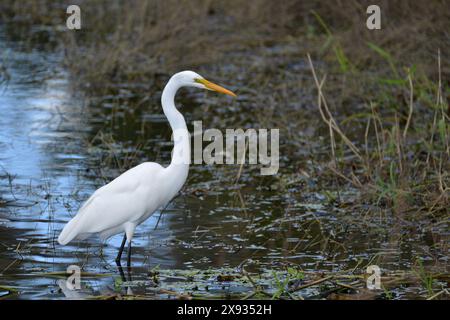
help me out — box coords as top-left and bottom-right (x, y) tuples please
(58, 71), (236, 266)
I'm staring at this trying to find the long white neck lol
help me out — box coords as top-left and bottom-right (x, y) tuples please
(161, 78), (191, 171)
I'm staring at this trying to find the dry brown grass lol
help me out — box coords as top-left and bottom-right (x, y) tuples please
(1, 0), (448, 218)
(307, 52), (449, 217)
(3, 1), (448, 83)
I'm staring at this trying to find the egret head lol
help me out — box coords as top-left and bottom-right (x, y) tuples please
(173, 70), (236, 97)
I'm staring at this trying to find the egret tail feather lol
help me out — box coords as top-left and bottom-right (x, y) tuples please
(58, 215), (82, 245)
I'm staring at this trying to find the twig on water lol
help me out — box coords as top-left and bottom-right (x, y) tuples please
(288, 275), (334, 293)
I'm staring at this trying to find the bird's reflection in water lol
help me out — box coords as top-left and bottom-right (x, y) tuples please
(117, 263), (134, 296)
(57, 279), (90, 300)
(56, 263), (135, 299)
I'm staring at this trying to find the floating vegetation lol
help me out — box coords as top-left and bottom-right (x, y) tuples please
(0, 1), (448, 300)
(51, 266), (449, 300)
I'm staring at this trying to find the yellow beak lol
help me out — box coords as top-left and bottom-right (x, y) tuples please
(195, 78), (237, 97)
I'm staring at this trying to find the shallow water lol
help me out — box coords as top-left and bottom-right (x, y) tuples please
(0, 25), (447, 300)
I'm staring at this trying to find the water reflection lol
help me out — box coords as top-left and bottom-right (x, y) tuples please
(0, 25), (447, 300)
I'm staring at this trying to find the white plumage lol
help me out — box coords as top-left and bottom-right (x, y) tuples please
(58, 71), (236, 266)
(59, 162), (165, 244)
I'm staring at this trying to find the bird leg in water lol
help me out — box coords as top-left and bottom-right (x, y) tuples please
(117, 264), (126, 282)
(127, 240), (132, 268)
(115, 234), (127, 265)
(117, 264), (133, 283)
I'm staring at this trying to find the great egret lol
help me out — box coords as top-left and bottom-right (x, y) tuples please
(58, 71), (236, 266)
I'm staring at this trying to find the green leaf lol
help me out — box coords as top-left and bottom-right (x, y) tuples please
(367, 42), (392, 61)
(334, 45), (350, 73)
(367, 42), (398, 77)
(377, 78), (407, 86)
(438, 118), (447, 144)
(311, 10), (332, 36)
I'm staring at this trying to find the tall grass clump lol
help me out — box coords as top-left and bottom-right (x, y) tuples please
(3, 1), (447, 87)
(307, 47), (448, 217)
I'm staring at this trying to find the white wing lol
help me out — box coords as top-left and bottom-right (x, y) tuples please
(58, 162), (165, 244)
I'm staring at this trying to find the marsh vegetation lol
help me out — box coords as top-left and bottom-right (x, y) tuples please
(0, 0), (448, 299)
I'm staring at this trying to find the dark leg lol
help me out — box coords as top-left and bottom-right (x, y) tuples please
(117, 264), (126, 282)
(127, 239), (132, 268)
(127, 265), (132, 282)
(115, 234), (127, 265)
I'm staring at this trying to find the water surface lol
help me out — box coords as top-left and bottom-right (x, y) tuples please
(0, 25), (447, 300)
